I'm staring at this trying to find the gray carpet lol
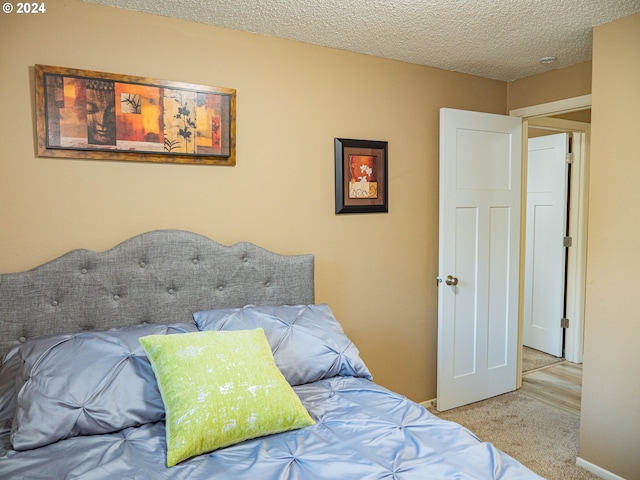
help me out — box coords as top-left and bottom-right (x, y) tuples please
(426, 391), (599, 480)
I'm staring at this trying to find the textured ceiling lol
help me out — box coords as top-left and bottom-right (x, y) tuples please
(84, 0), (640, 81)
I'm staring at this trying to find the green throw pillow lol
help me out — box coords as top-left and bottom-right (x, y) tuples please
(140, 328), (315, 466)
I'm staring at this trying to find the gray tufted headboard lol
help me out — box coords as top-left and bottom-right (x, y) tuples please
(0, 230), (314, 360)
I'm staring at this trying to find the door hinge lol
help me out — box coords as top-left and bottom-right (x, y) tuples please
(566, 153), (574, 164)
(563, 236), (573, 247)
(561, 318), (570, 329)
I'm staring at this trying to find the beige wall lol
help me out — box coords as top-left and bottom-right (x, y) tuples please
(507, 61), (592, 111)
(580, 13), (640, 479)
(0, 0), (507, 402)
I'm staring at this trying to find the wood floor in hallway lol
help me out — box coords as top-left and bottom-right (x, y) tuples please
(521, 360), (583, 416)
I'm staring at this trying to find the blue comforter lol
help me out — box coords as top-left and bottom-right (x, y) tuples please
(0, 376), (542, 479)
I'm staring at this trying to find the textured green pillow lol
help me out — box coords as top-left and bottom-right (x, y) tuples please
(139, 328), (315, 466)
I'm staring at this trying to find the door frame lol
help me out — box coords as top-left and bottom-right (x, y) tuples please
(510, 95), (591, 384)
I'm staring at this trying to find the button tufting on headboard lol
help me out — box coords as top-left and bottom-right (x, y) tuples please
(0, 230), (314, 360)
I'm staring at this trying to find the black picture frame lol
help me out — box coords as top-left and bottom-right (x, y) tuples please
(334, 138), (388, 214)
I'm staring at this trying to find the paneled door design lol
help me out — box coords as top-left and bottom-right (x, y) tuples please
(523, 133), (569, 357)
(437, 108), (522, 411)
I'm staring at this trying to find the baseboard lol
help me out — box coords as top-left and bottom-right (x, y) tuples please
(576, 457), (627, 480)
(420, 398), (437, 409)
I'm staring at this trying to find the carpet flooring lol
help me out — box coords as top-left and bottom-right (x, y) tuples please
(522, 346), (564, 373)
(426, 390), (599, 479)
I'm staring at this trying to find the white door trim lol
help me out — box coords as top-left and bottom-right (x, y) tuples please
(527, 117), (590, 364)
(510, 96), (591, 364)
(509, 94), (592, 119)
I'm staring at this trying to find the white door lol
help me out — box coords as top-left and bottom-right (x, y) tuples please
(437, 108), (522, 412)
(523, 133), (569, 357)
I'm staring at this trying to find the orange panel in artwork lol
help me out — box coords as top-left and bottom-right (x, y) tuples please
(115, 83), (163, 148)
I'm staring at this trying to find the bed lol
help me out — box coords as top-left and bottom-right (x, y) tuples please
(0, 229), (542, 479)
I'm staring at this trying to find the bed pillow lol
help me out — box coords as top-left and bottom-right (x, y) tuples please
(192, 304), (372, 386)
(6, 322), (197, 451)
(140, 329), (315, 467)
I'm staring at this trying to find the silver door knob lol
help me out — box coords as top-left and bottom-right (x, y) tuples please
(445, 275), (458, 286)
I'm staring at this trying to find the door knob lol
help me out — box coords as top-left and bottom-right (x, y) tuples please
(445, 275), (458, 286)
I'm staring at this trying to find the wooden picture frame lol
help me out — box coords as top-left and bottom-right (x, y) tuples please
(35, 65), (236, 165)
(334, 138), (388, 214)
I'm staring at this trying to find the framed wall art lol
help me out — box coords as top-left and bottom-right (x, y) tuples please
(35, 64), (236, 165)
(334, 138), (388, 214)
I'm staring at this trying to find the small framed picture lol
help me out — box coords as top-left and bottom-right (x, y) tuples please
(334, 138), (388, 214)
